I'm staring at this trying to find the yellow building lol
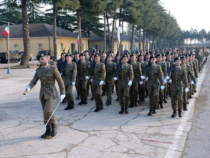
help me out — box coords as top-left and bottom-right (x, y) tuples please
(89, 33), (149, 53)
(0, 23), (89, 59)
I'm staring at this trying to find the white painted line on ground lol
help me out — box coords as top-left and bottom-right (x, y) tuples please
(165, 61), (208, 158)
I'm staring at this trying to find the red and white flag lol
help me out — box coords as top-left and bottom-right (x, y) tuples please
(2, 24), (9, 37)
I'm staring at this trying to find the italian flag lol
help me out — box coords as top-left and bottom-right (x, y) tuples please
(77, 32), (80, 44)
(2, 24), (9, 37)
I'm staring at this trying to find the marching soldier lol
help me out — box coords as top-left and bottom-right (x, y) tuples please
(156, 54), (167, 109)
(87, 54), (106, 112)
(101, 51), (107, 96)
(62, 53), (77, 110)
(169, 57), (188, 118)
(77, 53), (90, 105)
(138, 53), (148, 102)
(129, 54), (142, 108)
(145, 55), (164, 116)
(113, 53), (121, 101)
(47, 51), (57, 66)
(105, 54), (116, 106)
(72, 51), (80, 100)
(115, 54), (133, 114)
(25, 51), (65, 139)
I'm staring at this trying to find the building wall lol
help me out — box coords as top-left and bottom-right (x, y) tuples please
(0, 37), (89, 59)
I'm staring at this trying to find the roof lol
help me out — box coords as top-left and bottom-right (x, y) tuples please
(90, 32), (140, 42)
(0, 23), (88, 38)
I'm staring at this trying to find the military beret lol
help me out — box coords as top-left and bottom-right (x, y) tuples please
(130, 53), (136, 57)
(79, 53), (85, 57)
(156, 54), (162, 58)
(65, 53), (72, 57)
(107, 53), (113, 58)
(174, 57), (180, 62)
(94, 53), (100, 58)
(74, 51), (79, 55)
(47, 51), (51, 56)
(146, 52), (150, 56)
(162, 53), (166, 56)
(189, 54), (192, 57)
(181, 56), (186, 59)
(139, 53), (144, 56)
(122, 54), (128, 59)
(61, 52), (66, 55)
(150, 54), (156, 59)
(166, 52), (171, 56)
(36, 51), (48, 60)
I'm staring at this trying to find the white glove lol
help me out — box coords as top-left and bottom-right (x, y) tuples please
(146, 77), (148, 81)
(161, 85), (165, 90)
(72, 82), (75, 86)
(113, 77), (118, 81)
(140, 76), (145, 80)
(34, 70), (36, 74)
(164, 79), (167, 84)
(190, 80), (194, 85)
(185, 87), (189, 93)
(25, 85), (31, 92)
(99, 81), (104, 85)
(166, 76), (170, 80)
(60, 94), (65, 101)
(139, 81), (143, 85)
(196, 78), (199, 82)
(128, 80), (132, 86)
(195, 83), (198, 87)
(85, 76), (90, 79)
(91, 79), (93, 82)
(169, 79), (172, 84)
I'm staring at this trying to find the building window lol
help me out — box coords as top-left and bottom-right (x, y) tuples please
(71, 43), (75, 54)
(95, 45), (98, 50)
(14, 44), (18, 51)
(61, 43), (64, 52)
(38, 44), (42, 51)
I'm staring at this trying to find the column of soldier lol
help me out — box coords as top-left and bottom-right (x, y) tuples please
(57, 47), (209, 117)
(25, 47), (209, 139)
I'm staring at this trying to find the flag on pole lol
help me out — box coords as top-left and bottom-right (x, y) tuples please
(77, 32), (80, 44)
(2, 24), (9, 37)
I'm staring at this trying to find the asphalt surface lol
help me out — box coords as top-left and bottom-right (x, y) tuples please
(183, 60), (210, 158)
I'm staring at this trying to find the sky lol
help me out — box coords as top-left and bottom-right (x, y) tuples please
(160, 0), (210, 32)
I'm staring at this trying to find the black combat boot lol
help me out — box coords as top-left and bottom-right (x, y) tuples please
(171, 110), (177, 118)
(106, 100), (111, 106)
(41, 125), (52, 139)
(94, 104), (100, 112)
(164, 99), (167, 103)
(183, 103), (188, 111)
(76, 95), (80, 100)
(119, 107), (124, 114)
(129, 101), (134, 108)
(178, 110), (182, 117)
(78, 100), (85, 105)
(153, 107), (157, 114)
(125, 106), (129, 114)
(83, 98), (87, 104)
(148, 110), (153, 116)
(159, 101), (163, 109)
(51, 123), (57, 137)
(99, 102), (104, 110)
(65, 102), (74, 110)
(91, 96), (95, 100)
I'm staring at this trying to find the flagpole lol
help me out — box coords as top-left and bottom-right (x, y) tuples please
(7, 22), (11, 74)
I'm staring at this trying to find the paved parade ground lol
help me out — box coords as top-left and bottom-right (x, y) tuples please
(0, 60), (209, 158)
